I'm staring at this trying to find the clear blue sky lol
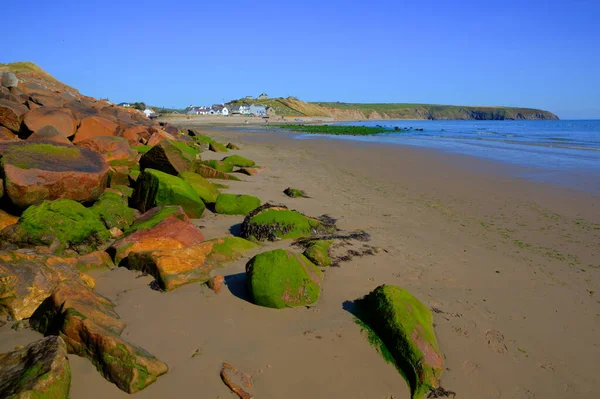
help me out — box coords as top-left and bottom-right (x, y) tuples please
(3, 0), (599, 119)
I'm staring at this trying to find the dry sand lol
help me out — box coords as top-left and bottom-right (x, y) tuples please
(1, 122), (598, 398)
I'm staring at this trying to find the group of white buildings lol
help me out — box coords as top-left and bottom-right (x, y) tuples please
(185, 103), (268, 117)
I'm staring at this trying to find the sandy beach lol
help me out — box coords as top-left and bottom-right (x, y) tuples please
(1, 120), (598, 398)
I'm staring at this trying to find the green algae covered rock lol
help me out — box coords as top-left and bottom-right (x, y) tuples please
(284, 187), (308, 198)
(91, 191), (136, 230)
(4, 199), (110, 253)
(111, 184), (134, 198)
(215, 193), (261, 216)
(241, 204), (336, 241)
(125, 205), (188, 234)
(132, 145), (152, 154)
(0, 335), (71, 399)
(201, 160), (234, 173)
(222, 155), (255, 167)
(139, 140), (199, 176)
(355, 285), (444, 399)
(132, 168), (205, 218)
(246, 249), (323, 309)
(209, 141), (228, 152)
(303, 240), (333, 266)
(178, 171), (220, 204)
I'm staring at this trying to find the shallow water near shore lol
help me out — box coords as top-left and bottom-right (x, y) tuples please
(291, 120), (600, 194)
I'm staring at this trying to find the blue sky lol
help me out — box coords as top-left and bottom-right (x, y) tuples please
(2, 0), (599, 119)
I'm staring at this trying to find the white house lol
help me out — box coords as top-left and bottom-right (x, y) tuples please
(249, 104), (267, 116)
(239, 104), (251, 115)
(222, 107), (229, 116)
(143, 108), (155, 118)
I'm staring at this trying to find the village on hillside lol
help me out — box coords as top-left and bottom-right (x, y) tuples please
(185, 93), (272, 117)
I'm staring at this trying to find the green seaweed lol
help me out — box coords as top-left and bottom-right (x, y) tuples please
(303, 240), (333, 266)
(91, 191), (136, 230)
(178, 171), (220, 204)
(221, 155), (255, 167)
(214, 193), (261, 216)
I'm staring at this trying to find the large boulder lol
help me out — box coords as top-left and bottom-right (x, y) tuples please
(2, 199), (111, 254)
(76, 136), (136, 162)
(355, 285), (444, 398)
(245, 249), (323, 309)
(303, 240), (333, 266)
(22, 107), (77, 138)
(30, 281), (168, 393)
(0, 99), (28, 133)
(139, 140), (199, 175)
(63, 99), (99, 123)
(209, 141), (228, 152)
(109, 215), (205, 265)
(121, 125), (150, 145)
(192, 164), (241, 181)
(241, 204), (336, 241)
(178, 171), (220, 205)
(0, 126), (19, 141)
(222, 155), (255, 167)
(1, 72), (19, 88)
(215, 193), (261, 215)
(0, 249), (95, 320)
(201, 160), (234, 173)
(128, 237), (257, 291)
(91, 190), (136, 230)
(26, 125), (73, 145)
(72, 116), (118, 142)
(125, 205), (188, 234)
(132, 168), (205, 218)
(0, 336), (71, 399)
(29, 91), (65, 108)
(0, 142), (109, 208)
(146, 130), (175, 147)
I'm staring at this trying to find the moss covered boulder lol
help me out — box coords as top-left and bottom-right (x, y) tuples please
(193, 164), (241, 181)
(221, 155), (255, 167)
(284, 187), (308, 198)
(127, 237), (257, 291)
(226, 142), (240, 150)
(355, 285), (444, 398)
(0, 249), (95, 320)
(125, 205), (188, 234)
(132, 168), (205, 218)
(91, 190), (136, 230)
(30, 281), (168, 393)
(109, 215), (205, 265)
(0, 335), (71, 399)
(303, 240), (333, 266)
(3, 199), (111, 253)
(178, 171), (220, 204)
(246, 249), (323, 309)
(209, 141), (228, 152)
(215, 193), (261, 216)
(139, 140), (199, 176)
(201, 160), (234, 173)
(241, 204), (336, 242)
(0, 142), (109, 208)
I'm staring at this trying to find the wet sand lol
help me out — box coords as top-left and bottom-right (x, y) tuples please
(1, 124), (598, 398)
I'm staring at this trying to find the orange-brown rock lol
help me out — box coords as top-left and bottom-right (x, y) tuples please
(147, 130), (175, 147)
(0, 249), (95, 321)
(220, 362), (254, 399)
(0, 142), (109, 208)
(121, 125), (150, 145)
(0, 87), (19, 103)
(0, 99), (28, 132)
(0, 126), (19, 141)
(8, 86), (29, 104)
(208, 276), (225, 294)
(73, 115), (118, 142)
(63, 98), (99, 123)
(76, 136), (135, 162)
(162, 124), (180, 135)
(29, 91), (65, 108)
(23, 107), (77, 138)
(30, 281), (168, 393)
(70, 251), (116, 272)
(109, 216), (205, 265)
(26, 125), (74, 145)
(127, 237), (256, 291)
(26, 100), (41, 110)
(0, 209), (19, 230)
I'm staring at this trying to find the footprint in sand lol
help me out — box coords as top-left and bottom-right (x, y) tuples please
(485, 329), (508, 354)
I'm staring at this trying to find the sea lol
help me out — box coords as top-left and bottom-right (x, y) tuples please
(293, 120), (600, 195)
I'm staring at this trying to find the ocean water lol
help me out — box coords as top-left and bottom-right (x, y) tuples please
(293, 120), (600, 194)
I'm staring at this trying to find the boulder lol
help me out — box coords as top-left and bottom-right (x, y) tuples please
(226, 142), (240, 150)
(215, 194), (261, 216)
(22, 107), (77, 138)
(30, 281), (168, 393)
(0, 99), (28, 132)
(303, 240), (333, 266)
(127, 237), (257, 291)
(91, 190), (136, 230)
(237, 166), (268, 176)
(1, 72), (19, 88)
(222, 155), (255, 167)
(0, 249), (95, 320)
(0, 87), (19, 103)
(121, 125), (150, 145)
(132, 168), (205, 218)
(109, 215), (204, 265)
(146, 130), (175, 147)
(209, 141), (228, 152)
(139, 140), (199, 176)
(125, 205), (188, 234)
(76, 136), (136, 162)
(8, 86), (29, 104)
(29, 92), (64, 108)
(26, 125), (73, 145)
(0, 126), (19, 141)
(208, 276), (225, 294)
(178, 171), (220, 205)
(193, 164), (241, 181)
(26, 100), (41, 110)
(0, 336), (71, 399)
(284, 187), (308, 198)
(73, 116), (118, 142)
(63, 99), (99, 123)
(70, 250), (116, 272)
(241, 204), (336, 241)
(355, 285), (444, 398)
(3, 199), (110, 254)
(0, 142), (109, 208)
(246, 249), (323, 309)
(0, 209), (19, 231)
(201, 160), (234, 173)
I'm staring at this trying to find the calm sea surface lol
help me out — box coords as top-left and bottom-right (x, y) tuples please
(293, 120), (600, 194)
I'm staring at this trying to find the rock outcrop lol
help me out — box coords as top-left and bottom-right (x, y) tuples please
(139, 139), (199, 175)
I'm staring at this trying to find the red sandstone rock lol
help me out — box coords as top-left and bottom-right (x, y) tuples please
(73, 115), (119, 142)
(0, 99), (28, 132)
(0, 126), (19, 141)
(23, 107), (77, 138)
(76, 136), (135, 161)
(26, 125), (73, 145)
(208, 276), (225, 294)
(147, 130), (175, 147)
(121, 125), (151, 145)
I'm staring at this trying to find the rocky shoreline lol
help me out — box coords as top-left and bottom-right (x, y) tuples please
(0, 71), (448, 398)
